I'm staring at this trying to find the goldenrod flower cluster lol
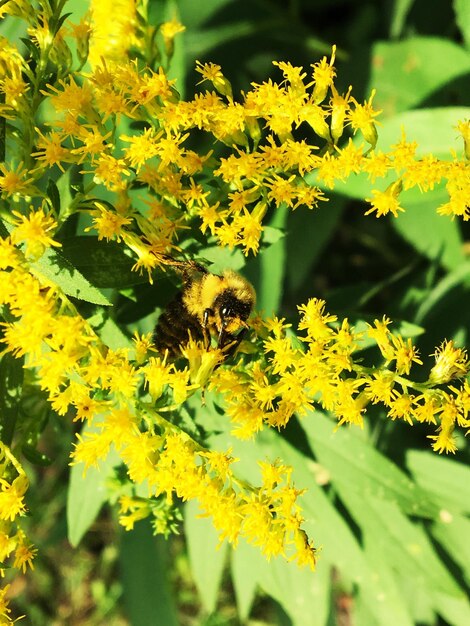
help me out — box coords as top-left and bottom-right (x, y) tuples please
(0, 235), (316, 572)
(0, 0), (470, 620)
(212, 302), (470, 454)
(0, 443), (35, 623)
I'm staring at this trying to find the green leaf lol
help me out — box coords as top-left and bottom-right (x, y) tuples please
(161, 0), (187, 98)
(88, 314), (134, 351)
(21, 443), (51, 466)
(198, 245), (247, 274)
(55, 167), (74, 221)
(454, 0), (470, 49)
(230, 540), (258, 621)
(262, 225), (284, 245)
(432, 514), (470, 586)
(60, 236), (143, 289)
(245, 205), (288, 315)
(209, 424), (417, 626)
(369, 38), (470, 114)
(391, 192), (465, 271)
(179, 0), (240, 30)
(389, 0), (416, 37)
(32, 245), (112, 305)
(67, 462), (108, 547)
(120, 523), (179, 626)
(46, 178), (61, 214)
(0, 353), (23, 446)
(67, 423), (120, 546)
(185, 21), (267, 59)
(286, 198), (345, 295)
(233, 541), (331, 626)
(339, 490), (464, 601)
(406, 449), (470, 515)
(374, 107), (470, 157)
(184, 499), (229, 614)
(415, 262), (470, 324)
(434, 590), (470, 626)
(354, 535), (414, 626)
(302, 411), (438, 518)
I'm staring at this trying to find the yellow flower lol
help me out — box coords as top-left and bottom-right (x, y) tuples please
(367, 316), (394, 360)
(291, 529), (317, 569)
(347, 89), (381, 148)
(32, 129), (73, 172)
(160, 19), (186, 43)
(452, 379), (470, 418)
(390, 129), (418, 171)
(132, 331), (154, 364)
(299, 97), (330, 141)
(362, 150), (392, 182)
(89, 0), (139, 67)
(168, 369), (193, 405)
(335, 139), (365, 177)
(13, 531), (36, 573)
(297, 298), (337, 341)
(70, 430), (112, 469)
(428, 398), (459, 454)
(0, 584), (14, 624)
(413, 392), (439, 424)
(390, 334), (422, 375)
(365, 180), (404, 218)
(329, 84), (352, 143)
(310, 45), (336, 104)
(0, 161), (36, 198)
(456, 119), (470, 160)
(365, 370), (395, 405)
(0, 477), (27, 522)
(200, 449), (238, 482)
(429, 340), (469, 384)
(91, 154), (131, 191)
(0, 237), (20, 270)
(316, 151), (344, 188)
(10, 207), (61, 258)
(88, 202), (133, 241)
(44, 76), (93, 116)
(195, 61), (233, 98)
(387, 393), (414, 425)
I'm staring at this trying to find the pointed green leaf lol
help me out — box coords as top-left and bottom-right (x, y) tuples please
(0, 353), (23, 446)
(46, 178), (61, 214)
(33, 245), (112, 305)
(369, 38), (470, 114)
(354, 535), (414, 626)
(120, 523), (179, 626)
(407, 449), (470, 515)
(302, 411), (438, 518)
(67, 422), (120, 546)
(454, 0), (470, 49)
(391, 193), (464, 271)
(60, 236), (144, 289)
(184, 498), (229, 613)
(210, 425), (419, 626)
(434, 590), (470, 626)
(230, 540), (260, 621)
(432, 514), (470, 586)
(339, 490), (463, 599)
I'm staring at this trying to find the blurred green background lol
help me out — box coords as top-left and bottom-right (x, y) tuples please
(4, 0), (470, 625)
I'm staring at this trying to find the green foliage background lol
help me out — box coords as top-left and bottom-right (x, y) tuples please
(3, 0), (470, 625)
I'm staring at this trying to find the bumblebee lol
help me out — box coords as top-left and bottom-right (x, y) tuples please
(154, 258), (256, 359)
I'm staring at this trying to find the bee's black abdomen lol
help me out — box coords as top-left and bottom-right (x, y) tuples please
(153, 292), (203, 356)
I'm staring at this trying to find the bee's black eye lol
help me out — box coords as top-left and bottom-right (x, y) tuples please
(220, 305), (231, 318)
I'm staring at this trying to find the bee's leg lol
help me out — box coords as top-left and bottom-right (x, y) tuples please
(202, 309), (212, 349)
(221, 329), (246, 358)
